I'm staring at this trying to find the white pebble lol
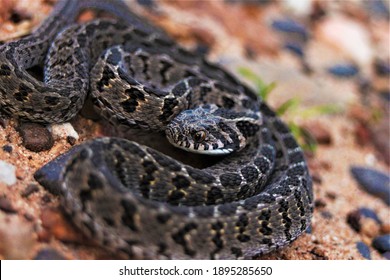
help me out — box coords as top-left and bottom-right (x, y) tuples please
(282, 0), (312, 16)
(47, 123), (79, 141)
(0, 161), (17, 186)
(317, 15), (374, 70)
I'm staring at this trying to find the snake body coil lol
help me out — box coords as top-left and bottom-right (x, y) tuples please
(0, 0), (313, 259)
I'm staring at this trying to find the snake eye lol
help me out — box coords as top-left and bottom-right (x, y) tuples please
(192, 130), (207, 142)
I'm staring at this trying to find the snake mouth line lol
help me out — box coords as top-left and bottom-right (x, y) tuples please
(169, 140), (234, 155)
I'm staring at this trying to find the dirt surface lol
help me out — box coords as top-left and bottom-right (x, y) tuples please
(0, 0), (389, 260)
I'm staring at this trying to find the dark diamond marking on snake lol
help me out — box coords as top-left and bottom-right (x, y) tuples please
(220, 172), (242, 187)
(171, 222), (197, 257)
(0, 64), (12, 76)
(172, 175), (191, 189)
(206, 186), (224, 205)
(241, 166), (259, 183)
(121, 199), (138, 232)
(87, 173), (104, 190)
(156, 212), (171, 224)
(236, 120), (260, 138)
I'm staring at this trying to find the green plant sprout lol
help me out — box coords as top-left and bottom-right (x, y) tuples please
(238, 67), (342, 152)
(237, 67), (277, 100)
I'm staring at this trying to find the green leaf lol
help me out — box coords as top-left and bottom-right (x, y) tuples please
(298, 104), (343, 118)
(288, 122), (318, 153)
(276, 97), (301, 116)
(237, 67), (276, 100)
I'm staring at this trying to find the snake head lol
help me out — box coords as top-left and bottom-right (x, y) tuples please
(165, 105), (262, 155)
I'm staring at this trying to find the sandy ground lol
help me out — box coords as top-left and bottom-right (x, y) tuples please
(0, 0), (389, 260)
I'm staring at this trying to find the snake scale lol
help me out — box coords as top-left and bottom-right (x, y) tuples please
(0, 0), (313, 259)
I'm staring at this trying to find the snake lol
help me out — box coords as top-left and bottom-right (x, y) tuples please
(0, 0), (313, 259)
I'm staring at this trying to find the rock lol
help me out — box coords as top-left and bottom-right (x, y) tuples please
(281, 0), (312, 17)
(361, 218), (381, 238)
(358, 207), (382, 224)
(283, 42), (305, 58)
(67, 136), (77, 145)
(356, 241), (371, 260)
(20, 184), (40, 198)
(347, 210), (361, 232)
(303, 123), (332, 145)
(365, 0), (390, 19)
(381, 224), (390, 234)
(347, 208), (382, 234)
(48, 122), (79, 143)
(136, 0), (156, 9)
(383, 251), (390, 260)
(0, 160), (17, 186)
(316, 15), (373, 69)
(350, 166), (390, 205)
(374, 59), (390, 77)
(314, 199), (326, 208)
(271, 18), (308, 40)
(320, 211), (333, 219)
(0, 196), (17, 214)
(34, 248), (67, 260)
(2, 145), (12, 153)
(18, 123), (54, 152)
(327, 64), (359, 78)
(372, 234), (390, 253)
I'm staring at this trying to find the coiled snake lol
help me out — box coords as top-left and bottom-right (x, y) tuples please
(0, 0), (313, 259)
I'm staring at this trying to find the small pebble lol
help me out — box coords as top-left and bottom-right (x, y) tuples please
(311, 172), (322, 184)
(365, 0), (390, 19)
(314, 199), (326, 208)
(20, 184), (40, 198)
(281, 0), (312, 17)
(372, 234), (390, 253)
(271, 19), (308, 39)
(18, 123), (54, 152)
(347, 208), (382, 233)
(347, 210), (362, 232)
(48, 122), (79, 142)
(374, 59), (390, 77)
(350, 166), (390, 205)
(320, 211), (333, 219)
(358, 207), (382, 224)
(328, 64), (359, 78)
(67, 136), (77, 146)
(356, 241), (371, 259)
(2, 145), (12, 153)
(382, 251), (390, 260)
(34, 248), (66, 260)
(23, 213), (34, 222)
(304, 123), (332, 145)
(284, 42), (305, 58)
(381, 224), (390, 234)
(0, 160), (17, 186)
(136, 0), (156, 8)
(325, 191), (337, 200)
(0, 196), (17, 214)
(195, 44), (210, 56)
